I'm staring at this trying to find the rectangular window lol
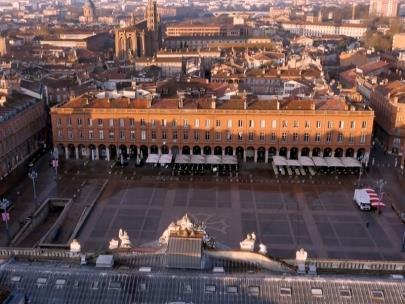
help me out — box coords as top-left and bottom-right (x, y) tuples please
(305, 120), (310, 128)
(109, 119), (114, 127)
(293, 120), (299, 128)
(281, 132), (287, 142)
(215, 120), (221, 128)
(260, 120), (265, 129)
(162, 119), (167, 127)
(292, 132), (298, 142)
(238, 120), (243, 128)
(140, 119), (146, 127)
(99, 130), (104, 140)
(350, 121), (355, 129)
(194, 130), (199, 141)
(215, 132), (221, 141)
(339, 121), (344, 129)
(57, 130), (63, 139)
(337, 133), (343, 142)
(120, 130), (125, 140)
(151, 119), (157, 128)
(67, 130), (73, 139)
(172, 119), (177, 128)
(226, 131), (232, 141)
(98, 119), (103, 127)
(362, 121), (367, 128)
(271, 132), (276, 142)
(162, 131), (167, 140)
(205, 120), (211, 128)
(109, 130), (114, 139)
(173, 130), (177, 140)
(130, 130), (135, 140)
(282, 120), (288, 128)
(183, 119), (189, 128)
(249, 120), (254, 128)
(205, 131), (210, 140)
(67, 118), (72, 126)
(227, 120), (232, 128)
(259, 132), (265, 141)
(195, 119), (200, 128)
(248, 132), (254, 141)
(304, 133), (309, 142)
(360, 133), (366, 143)
(315, 133), (321, 142)
(77, 118), (82, 126)
(129, 118), (135, 127)
(57, 118), (62, 126)
(119, 118), (125, 128)
(88, 118), (93, 127)
(272, 120), (277, 128)
(326, 133), (332, 142)
(141, 130), (146, 141)
(183, 131), (189, 140)
(238, 132), (243, 141)
(316, 121), (321, 128)
(88, 130), (93, 139)
(327, 121), (333, 129)
(151, 130), (157, 140)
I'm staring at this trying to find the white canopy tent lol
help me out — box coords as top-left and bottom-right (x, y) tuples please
(159, 154), (173, 165)
(298, 157), (315, 167)
(206, 155), (221, 165)
(311, 157), (328, 167)
(340, 157), (362, 168)
(325, 157), (345, 167)
(287, 159), (301, 167)
(190, 155), (206, 164)
(145, 154), (160, 164)
(222, 155), (238, 165)
(175, 154), (191, 164)
(273, 156), (288, 166)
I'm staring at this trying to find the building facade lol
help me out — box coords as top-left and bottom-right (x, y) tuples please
(82, 0), (96, 23)
(115, 0), (161, 59)
(369, 81), (405, 155)
(0, 95), (46, 178)
(50, 93), (374, 163)
(369, 0), (398, 17)
(281, 22), (367, 39)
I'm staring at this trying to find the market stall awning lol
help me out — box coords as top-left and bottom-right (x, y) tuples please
(298, 157), (314, 167)
(222, 155), (238, 165)
(273, 156), (288, 166)
(287, 159), (301, 167)
(159, 154), (173, 164)
(325, 157), (345, 167)
(145, 154), (160, 164)
(175, 154), (191, 164)
(190, 155), (206, 164)
(311, 157), (328, 167)
(206, 155), (221, 165)
(340, 157), (362, 168)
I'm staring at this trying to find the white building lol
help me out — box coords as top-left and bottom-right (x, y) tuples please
(281, 22), (367, 39)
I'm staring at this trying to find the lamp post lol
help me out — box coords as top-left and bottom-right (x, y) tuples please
(28, 170), (38, 201)
(0, 198), (10, 240)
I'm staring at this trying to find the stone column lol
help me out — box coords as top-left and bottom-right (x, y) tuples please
(127, 147), (130, 157)
(309, 150), (312, 157)
(65, 146), (69, 160)
(95, 147), (99, 160)
(233, 149), (236, 156)
(222, 149), (225, 156)
(106, 147), (110, 161)
(243, 152), (247, 162)
(276, 150), (279, 156)
(254, 150), (258, 163)
(265, 152), (269, 163)
(287, 150), (291, 159)
(87, 148), (91, 159)
(91, 149), (95, 160)
(75, 146), (79, 160)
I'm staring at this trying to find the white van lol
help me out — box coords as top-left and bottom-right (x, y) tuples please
(353, 189), (372, 211)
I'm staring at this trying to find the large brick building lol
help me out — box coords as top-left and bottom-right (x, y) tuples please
(0, 94), (46, 178)
(50, 80), (374, 163)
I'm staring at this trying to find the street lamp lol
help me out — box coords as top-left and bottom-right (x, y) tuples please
(0, 198), (11, 240)
(28, 170), (38, 201)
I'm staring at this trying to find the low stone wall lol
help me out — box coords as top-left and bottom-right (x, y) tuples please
(9, 198), (52, 247)
(39, 198), (72, 248)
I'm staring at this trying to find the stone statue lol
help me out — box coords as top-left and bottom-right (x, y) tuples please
(240, 233), (256, 251)
(109, 238), (119, 250)
(70, 239), (81, 253)
(158, 214), (215, 248)
(119, 229), (132, 248)
(258, 243), (267, 255)
(295, 248), (308, 262)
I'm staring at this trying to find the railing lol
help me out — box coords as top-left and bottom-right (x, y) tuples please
(0, 247), (80, 259)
